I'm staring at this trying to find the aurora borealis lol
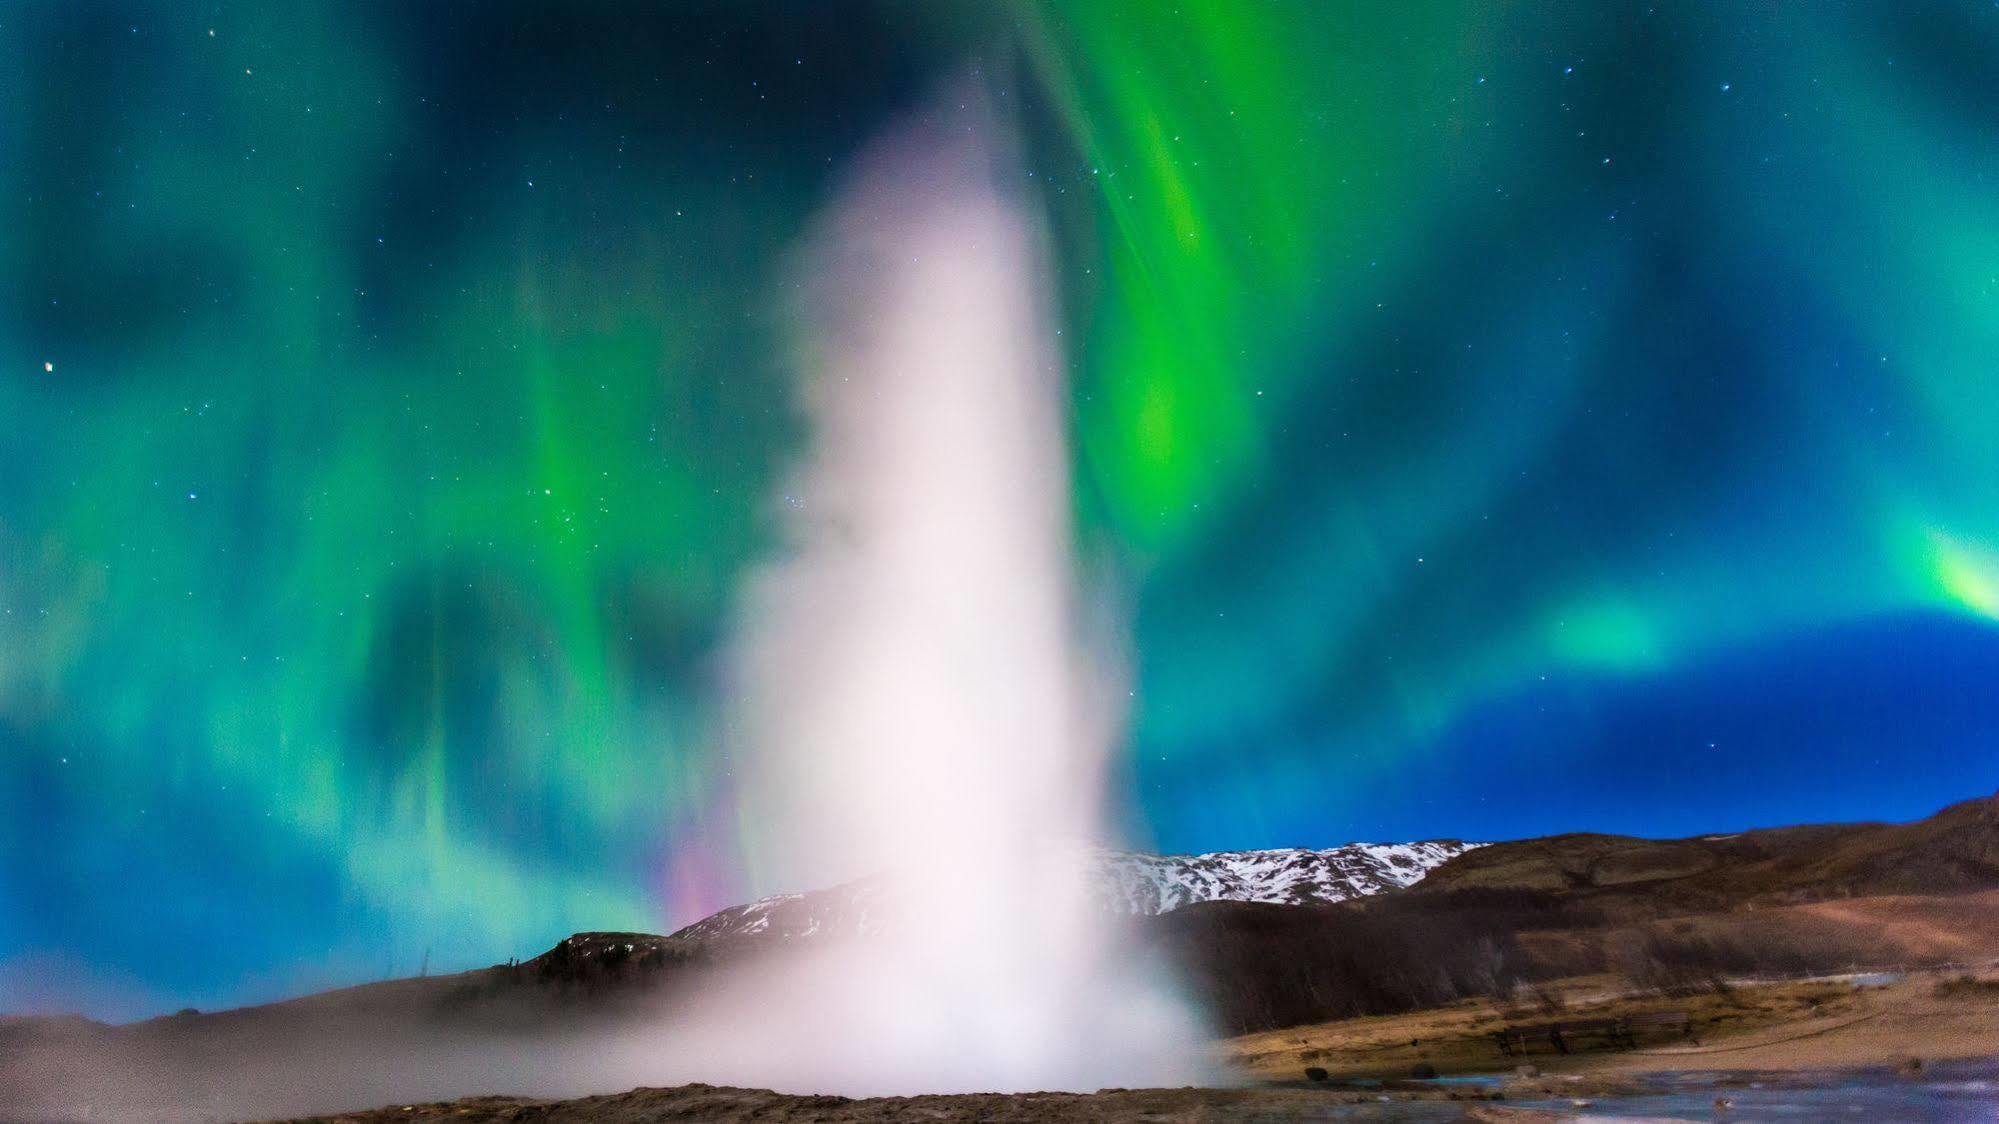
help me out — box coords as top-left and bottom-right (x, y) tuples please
(4, 1), (1999, 1019)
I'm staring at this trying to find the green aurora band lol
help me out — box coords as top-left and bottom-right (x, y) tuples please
(2, 2), (1998, 1015)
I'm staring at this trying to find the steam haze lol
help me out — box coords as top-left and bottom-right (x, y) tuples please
(694, 81), (1209, 1093)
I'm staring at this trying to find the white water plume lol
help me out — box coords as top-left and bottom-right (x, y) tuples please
(692, 85), (1209, 1093)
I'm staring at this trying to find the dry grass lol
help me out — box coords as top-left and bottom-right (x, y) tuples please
(1221, 965), (1999, 1084)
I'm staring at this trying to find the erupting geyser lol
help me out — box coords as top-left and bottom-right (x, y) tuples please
(686, 85), (1209, 1092)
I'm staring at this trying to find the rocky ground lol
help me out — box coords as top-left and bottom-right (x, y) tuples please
(265, 1079), (1629, 1123)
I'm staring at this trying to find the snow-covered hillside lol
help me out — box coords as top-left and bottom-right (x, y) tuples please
(1089, 840), (1480, 913)
(670, 840), (1480, 944)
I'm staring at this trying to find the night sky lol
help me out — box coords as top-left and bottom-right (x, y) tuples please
(5, 2), (1999, 1019)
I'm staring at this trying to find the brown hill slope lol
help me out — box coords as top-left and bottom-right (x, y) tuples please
(1155, 794), (1999, 1034)
(1411, 792), (1999, 914)
(6, 795), (1996, 1116)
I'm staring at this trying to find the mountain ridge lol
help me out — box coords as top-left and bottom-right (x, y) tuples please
(667, 839), (1481, 944)
(8, 793), (1999, 1121)
(1410, 791), (1999, 912)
